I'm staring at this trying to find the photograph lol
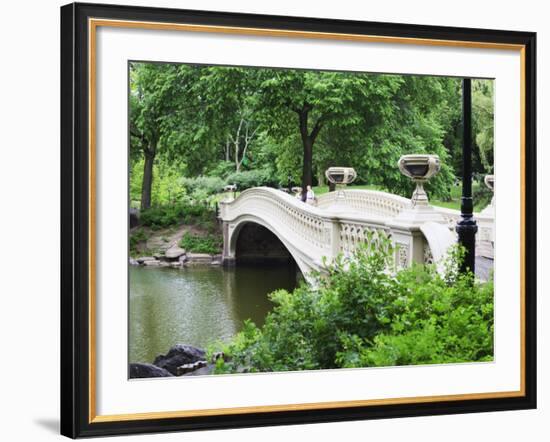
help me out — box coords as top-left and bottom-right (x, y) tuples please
(127, 62), (496, 379)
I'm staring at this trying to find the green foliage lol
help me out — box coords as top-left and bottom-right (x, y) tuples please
(180, 176), (226, 201)
(473, 80), (494, 173)
(473, 181), (494, 210)
(129, 62), (493, 210)
(208, 161), (236, 179)
(179, 232), (222, 254)
(211, 238), (493, 373)
(139, 202), (215, 229)
(129, 228), (148, 256)
(130, 158), (188, 207)
(225, 168), (279, 190)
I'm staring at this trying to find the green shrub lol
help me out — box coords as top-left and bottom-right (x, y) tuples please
(129, 228), (148, 255)
(208, 161), (235, 179)
(210, 238), (493, 373)
(225, 168), (278, 190)
(179, 232), (222, 254)
(139, 202), (216, 229)
(180, 176), (226, 199)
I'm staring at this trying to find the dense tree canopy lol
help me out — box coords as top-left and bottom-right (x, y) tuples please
(129, 62), (494, 208)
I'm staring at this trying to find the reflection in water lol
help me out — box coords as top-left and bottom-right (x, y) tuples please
(129, 264), (299, 364)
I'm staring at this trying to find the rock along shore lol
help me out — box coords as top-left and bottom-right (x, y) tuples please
(130, 243), (222, 269)
(129, 344), (227, 378)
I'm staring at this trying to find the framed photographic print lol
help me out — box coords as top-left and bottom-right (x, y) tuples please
(60, 2), (537, 438)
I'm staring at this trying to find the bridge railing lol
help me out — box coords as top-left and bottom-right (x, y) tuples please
(316, 189), (410, 217)
(318, 189), (494, 250)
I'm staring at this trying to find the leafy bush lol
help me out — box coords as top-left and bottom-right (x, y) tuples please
(208, 161), (235, 179)
(210, 238), (493, 373)
(140, 202), (215, 229)
(179, 232), (222, 254)
(129, 228), (148, 255)
(225, 168), (278, 190)
(180, 176), (226, 199)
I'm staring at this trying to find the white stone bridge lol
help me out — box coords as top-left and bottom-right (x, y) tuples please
(218, 187), (494, 280)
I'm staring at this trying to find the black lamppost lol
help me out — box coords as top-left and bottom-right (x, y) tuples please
(456, 78), (478, 274)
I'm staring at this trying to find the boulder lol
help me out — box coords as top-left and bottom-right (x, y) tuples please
(180, 362), (214, 377)
(153, 344), (206, 375)
(165, 245), (186, 259)
(176, 360), (207, 376)
(129, 258), (139, 266)
(187, 253), (212, 260)
(137, 256), (156, 264)
(143, 260), (161, 266)
(129, 363), (173, 379)
(186, 253), (213, 264)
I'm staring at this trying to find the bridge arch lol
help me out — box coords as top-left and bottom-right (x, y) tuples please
(224, 214), (317, 278)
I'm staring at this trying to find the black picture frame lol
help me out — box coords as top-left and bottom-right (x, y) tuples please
(60, 2), (537, 438)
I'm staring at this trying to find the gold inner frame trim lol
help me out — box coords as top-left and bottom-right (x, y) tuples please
(88, 17), (527, 424)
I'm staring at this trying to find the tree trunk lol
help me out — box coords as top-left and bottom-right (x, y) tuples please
(301, 139), (313, 201)
(297, 106), (325, 202)
(299, 110), (312, 202)
(141, 151), (155, 210)
(318, 171), (325, 187)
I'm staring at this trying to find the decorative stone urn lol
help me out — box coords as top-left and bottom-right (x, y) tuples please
(223, 184), (237, 201)
(397, 154), (441, 206)
(325, 167), (357, 210)
(325, 167), (357, 185)
(390, 154), (444, 227)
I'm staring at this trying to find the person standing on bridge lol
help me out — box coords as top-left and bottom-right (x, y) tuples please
(306, 185), (316, 205)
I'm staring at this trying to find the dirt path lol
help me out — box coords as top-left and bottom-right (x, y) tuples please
(132, 224), (209, 256)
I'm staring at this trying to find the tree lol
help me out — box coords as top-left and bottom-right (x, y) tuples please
(189, 67), (261, 174)
(130, 63), (186, 209)
(227, 115), (258, 172)
(363, 75), (457, 199)
(255, 70), (405, 198)
(473, 80), (494, 173)
(130, 62), (471, 206)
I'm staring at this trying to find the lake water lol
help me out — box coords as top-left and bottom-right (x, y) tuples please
(129, 264), (299, 364)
